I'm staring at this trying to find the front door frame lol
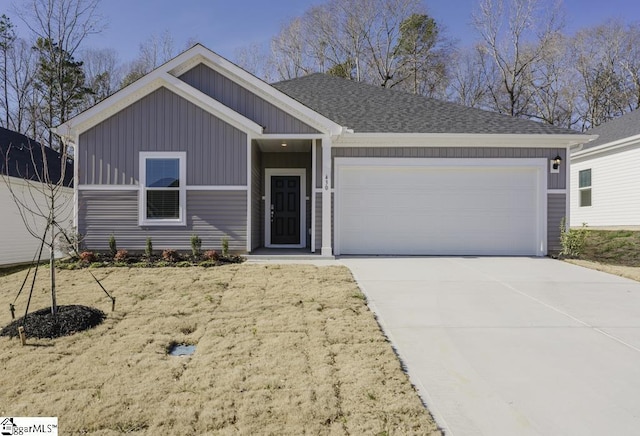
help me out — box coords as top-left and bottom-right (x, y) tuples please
(265, 168), (306, 248)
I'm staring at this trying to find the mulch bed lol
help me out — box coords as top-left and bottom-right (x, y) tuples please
(0, 305), (106, 339)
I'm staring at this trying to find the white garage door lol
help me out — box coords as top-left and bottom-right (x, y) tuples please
(335, 158), (546, 256)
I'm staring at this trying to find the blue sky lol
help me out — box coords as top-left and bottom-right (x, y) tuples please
(2, 0), (639, 63)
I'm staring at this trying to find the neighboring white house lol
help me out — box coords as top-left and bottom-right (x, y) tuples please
(571, 110), (640, 227)
(0, 127), (73, 266)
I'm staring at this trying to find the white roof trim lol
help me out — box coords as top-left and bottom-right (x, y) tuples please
(571, 133), (640, 159)
(55, 44), (343, 140)
(333, 133), (598, 148)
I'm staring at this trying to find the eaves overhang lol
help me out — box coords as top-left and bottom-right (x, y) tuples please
(571, 133), (640, 160)
(332, 132), (598, 148)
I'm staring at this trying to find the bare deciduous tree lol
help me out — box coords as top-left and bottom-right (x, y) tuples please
(80, 47), (121, 108)
(1, 138), (73, 316)
(472, 0), (565, 117)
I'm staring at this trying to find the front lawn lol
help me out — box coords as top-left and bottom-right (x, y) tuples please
(566, 229), (640, 281)
(0, 265), (441, 435)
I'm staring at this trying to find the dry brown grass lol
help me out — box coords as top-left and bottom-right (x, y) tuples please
(566, 259), (640, 282)
(0, 264), (441, 435)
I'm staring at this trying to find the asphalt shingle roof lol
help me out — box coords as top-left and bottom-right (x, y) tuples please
(0, 127), (73, 186)
(582, 110), (640, 150)
(272, 73), (582, 135)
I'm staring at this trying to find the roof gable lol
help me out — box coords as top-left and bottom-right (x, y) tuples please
(55, 44), (342, 140)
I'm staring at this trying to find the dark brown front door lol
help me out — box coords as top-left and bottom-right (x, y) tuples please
(271, 176), (300, 245)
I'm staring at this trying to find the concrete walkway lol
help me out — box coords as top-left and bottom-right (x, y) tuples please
(341, 257), (640, 436)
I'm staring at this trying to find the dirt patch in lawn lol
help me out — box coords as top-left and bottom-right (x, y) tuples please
(0, 265), (441, 435)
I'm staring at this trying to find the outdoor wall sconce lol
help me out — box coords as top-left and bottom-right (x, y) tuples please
(550, 154), (562, 174)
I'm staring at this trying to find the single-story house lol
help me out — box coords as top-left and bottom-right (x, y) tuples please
(0, 127), (73, 266)
(571, 110), (640, 228)
(54, 44), (594, 257)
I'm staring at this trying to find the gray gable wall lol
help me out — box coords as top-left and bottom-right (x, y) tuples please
(79, 87), (247, 186)
(582, 109), (640, 150)
(273, 73), (583, 135)
(179, 64), (319, 135)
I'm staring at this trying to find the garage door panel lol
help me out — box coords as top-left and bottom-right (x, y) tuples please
(336, 161), (544, 255)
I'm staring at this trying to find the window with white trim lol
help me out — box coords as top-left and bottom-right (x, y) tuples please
(139, 152), (186, 225)
(579, 169), (591, 207)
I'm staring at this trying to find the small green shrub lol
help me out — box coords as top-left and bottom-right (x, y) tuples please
(145, 237), (153, 258)
(108, 234), (117, 257)
(176, 261), (193, 267)
(89, 262), (104, 268)
(560, 217), (589, 258)
(155, 261), (170, 267)
(222, 237), (229, 257)
(190, 234), (202, 257)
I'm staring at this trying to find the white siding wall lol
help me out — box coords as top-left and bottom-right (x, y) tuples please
(571, 145), (640, 226)
(0, 177), (73, 266)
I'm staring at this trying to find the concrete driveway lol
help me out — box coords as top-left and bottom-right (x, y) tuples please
(341, 257), (640, 436)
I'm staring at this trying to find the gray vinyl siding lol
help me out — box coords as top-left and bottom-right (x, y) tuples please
(179, 64), (318, 135)
(79, 87), (247, 186)
(330, 147), (567, 189)
(547, 193), (566, 253)
(251, 145), (262, 250)
(78, 190), (247, 252)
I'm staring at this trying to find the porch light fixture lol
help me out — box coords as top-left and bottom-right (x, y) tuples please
(552, 155), (562, 170)
(281, 142), (287, 147)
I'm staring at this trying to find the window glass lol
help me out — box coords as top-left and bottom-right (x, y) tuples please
(580, 189), (592, 207)
(579, 169), (592, 207)
(140, 154), (184, 223)
(147, 190), (179, 219)
(146, 159), (179, 187)
(579, 169), (591, 188)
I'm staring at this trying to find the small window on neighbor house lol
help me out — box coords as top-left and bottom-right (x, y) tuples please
(140, 152), (186, 225)
(579, 169), (591, 207)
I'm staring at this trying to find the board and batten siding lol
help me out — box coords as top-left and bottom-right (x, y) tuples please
(328, 147), (566, 189)
(570, 145), (640, 227)
(179, 64), (318, 135)
(78, 190), (247, 252)
(78, 87), (247, 186)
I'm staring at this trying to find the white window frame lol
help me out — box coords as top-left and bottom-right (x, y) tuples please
(578, 168), (592, 207)
(139, 151), (187, 226)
